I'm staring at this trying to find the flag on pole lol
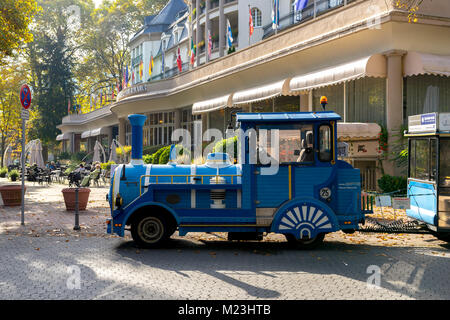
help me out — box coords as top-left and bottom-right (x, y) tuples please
(122, 68), (125, 90)
(190, 38), (195, 65)
(149, 55), (154, 76)
(226, 19), (233, 48)
(176, 47), (182, 72)
(125, 66), (129, 87)
(294, 0), (308, 11)
(208, 29), (212, 59)
(249, 7), (254, 37)
(100, 91), (103, 105)
(272, 0), (279, 30)
(139, 59), (143, 80)
(68, 99), (71, 114)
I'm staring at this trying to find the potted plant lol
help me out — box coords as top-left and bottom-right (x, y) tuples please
(62, 187), (91, 211)
(0, 167), (7, 178)
(8, 169), (19, 182)
(0, 184), (25, 206)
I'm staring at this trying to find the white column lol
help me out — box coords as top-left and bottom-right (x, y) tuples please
(219, 0), (225, 57)
(205, 0), (210, 63)
(384, 50), (406, 176)
(196, 0), (201, 65)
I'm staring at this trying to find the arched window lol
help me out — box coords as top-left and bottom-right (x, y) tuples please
(251, 7), (262, 27)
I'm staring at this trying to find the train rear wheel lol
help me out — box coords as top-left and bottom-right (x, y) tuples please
(285, 233), (325, 250)
(131, 214), (169, 248)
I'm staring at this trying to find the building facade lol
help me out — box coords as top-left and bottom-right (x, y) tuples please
(57, 0), (450, 183)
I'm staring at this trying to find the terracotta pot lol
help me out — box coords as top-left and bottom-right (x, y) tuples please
(62, 188), (91, 211)
(0, 185), (26, 207)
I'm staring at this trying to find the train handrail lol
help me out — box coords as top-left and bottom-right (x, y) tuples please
(138, 174), (242, 196)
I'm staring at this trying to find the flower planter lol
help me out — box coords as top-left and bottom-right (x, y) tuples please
(0, 185), (25, 207)
(61, 188), (91, 211)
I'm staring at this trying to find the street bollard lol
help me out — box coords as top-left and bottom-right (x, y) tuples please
(73, 187), (80, 231)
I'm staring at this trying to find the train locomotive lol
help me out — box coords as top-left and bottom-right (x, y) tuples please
(107, 111), (367, 249)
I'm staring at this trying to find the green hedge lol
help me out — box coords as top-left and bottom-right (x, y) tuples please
(213, 136), (238, 160)
(377, 174), (407, 194)
(143, 145), (165, 155)
(149, 145), (191, 164)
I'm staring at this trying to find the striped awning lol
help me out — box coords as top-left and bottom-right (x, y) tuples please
(80, 127), (109, 138)
(56, 133), (71, 141)
(289, 54), (387, 93)
(231, 80), (289, 105)
(404, 52), (450, 77)
(192, 94), (233, 115)
(81, 130), (91, 139)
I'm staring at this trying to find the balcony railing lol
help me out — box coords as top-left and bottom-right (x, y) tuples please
(263, 0), (355, 39)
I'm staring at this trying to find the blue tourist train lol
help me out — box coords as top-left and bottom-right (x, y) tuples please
(106, 110), (368, 249)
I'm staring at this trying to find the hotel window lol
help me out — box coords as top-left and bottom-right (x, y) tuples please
(404, 75), (450, 122)
(251, 8), (262, 27)
(142, 111), (175, 146)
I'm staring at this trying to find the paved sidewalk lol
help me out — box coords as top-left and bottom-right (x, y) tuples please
(0, 178), (111, 238)
(0, 234), (449, 300)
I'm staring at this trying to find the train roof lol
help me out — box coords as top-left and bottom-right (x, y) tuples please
(236, 111), (341, 123)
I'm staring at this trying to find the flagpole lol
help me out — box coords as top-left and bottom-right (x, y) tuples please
(248, 4), (250, 46)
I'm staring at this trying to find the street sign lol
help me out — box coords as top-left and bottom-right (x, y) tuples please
(392, 197), (411, 210)
(20, 84), (32, 109)
(21, 109), (29, 120)
(375, 195), (392, 207)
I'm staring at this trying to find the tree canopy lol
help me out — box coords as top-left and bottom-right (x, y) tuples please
(0, 0), (40, 64)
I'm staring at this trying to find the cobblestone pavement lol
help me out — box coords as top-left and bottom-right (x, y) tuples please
(0, 178), (449, 300)
(0, 234), (449, 300)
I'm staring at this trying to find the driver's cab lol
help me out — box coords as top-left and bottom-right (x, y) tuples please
(236, 111), (341, 211)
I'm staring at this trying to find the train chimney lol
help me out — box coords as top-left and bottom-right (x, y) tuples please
(128, 114), (147, 165)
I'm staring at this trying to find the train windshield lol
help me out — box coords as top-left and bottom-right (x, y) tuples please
(256, 124), (314, 164)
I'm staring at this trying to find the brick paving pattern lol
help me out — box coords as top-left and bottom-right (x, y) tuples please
(0, 177), (449, 300)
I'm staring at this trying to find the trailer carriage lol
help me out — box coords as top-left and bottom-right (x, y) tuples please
(107, 111), (367, 249)
(405, 113), (450, 241)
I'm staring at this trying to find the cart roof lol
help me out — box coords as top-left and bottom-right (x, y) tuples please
(236, 111), (341, 123)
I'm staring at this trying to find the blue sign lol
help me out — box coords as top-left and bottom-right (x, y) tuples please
(421, 113), (436, 125)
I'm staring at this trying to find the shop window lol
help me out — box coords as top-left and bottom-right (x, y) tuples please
(274, 95), (300, 112)
(313, 83), (344, 115)
(404, 75), (450, 123)
(347, 77), (386, 126)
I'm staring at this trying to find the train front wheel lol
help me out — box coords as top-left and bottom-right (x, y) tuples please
(131, 214), (170, 248)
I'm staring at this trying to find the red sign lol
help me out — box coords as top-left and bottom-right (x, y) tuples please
(20, 84), (32, 109)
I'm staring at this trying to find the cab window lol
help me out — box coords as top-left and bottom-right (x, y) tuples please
(256, 124), (314, 164)
(318, 125), (332, 162)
